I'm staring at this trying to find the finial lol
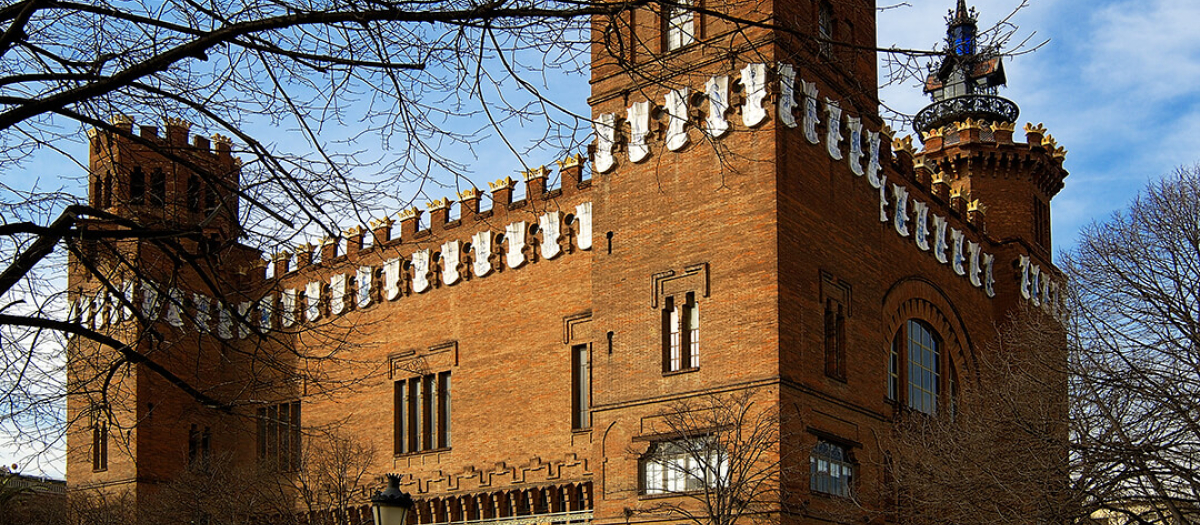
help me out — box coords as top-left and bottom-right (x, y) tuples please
(457, 187), (481, 201)
(967, 199), (987, 214)
(488, 177), (516, 191)
(426, 197), (452, 211)
(556, 154), (584, 169)
(1023, 123), (1047, 135)
(892, 135), (915, 155)
(522, 166), (550, 181)
(368, 216), (394, 230)
(164, 117), (192, 130)
(397, 207), (422, 221)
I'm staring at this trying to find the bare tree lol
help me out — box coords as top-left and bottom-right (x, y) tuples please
(284, 428), (378, 525)
(1063, 166), (1200, 524)
(631, 390), (793, 525)
(874, 307), (1080, 525)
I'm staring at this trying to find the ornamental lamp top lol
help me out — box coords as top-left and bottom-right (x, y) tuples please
(914, 1), (1018, 137)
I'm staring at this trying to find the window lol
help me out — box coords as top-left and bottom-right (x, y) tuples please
(810, 440), (853, 497)
(204, 184), (219, 214)
(187, 175), (201, 212)
(130, 167), (146, 205)
(663, 293), (699, 372)
(824, 299), (846, 380)
(1033, 197), (1051, 249)
(91, 412), (108, 472)
(664, 0), (695, 51)
(188, 424), (211, 470)
(642, 438), (727, 495)
(817, 2), (833, 56)
(149, 168), (166, 206)
(572, 344), (591, 430)
(950, 23), (976, 56)
(888, 320), (941, 414)
(394, 371), (451, 454)
(257, 401), (301, 471)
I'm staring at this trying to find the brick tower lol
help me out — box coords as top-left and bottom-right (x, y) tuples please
(67, 116), (260, 507)
(586, 0), (1065, 523)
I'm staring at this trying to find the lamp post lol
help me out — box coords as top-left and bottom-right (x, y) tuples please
(371, 473), (414, 525)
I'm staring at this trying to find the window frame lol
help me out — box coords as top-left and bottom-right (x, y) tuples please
(641, 437), (728, 496)
(809, 439), (854, 497)
(663, 292), (699, 374)
(394, 371), (452, 455)
(91, 415), (108, 472)
(572, 343), (592, 430)
(817, 1), (834, 57)
(256, 401), (301, 471)
(823, 298), (847, 381)
(887, 319), (947, 415)
(663, 0), (697, 52)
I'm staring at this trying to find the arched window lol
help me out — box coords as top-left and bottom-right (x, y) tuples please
(888, 320), (941, 414)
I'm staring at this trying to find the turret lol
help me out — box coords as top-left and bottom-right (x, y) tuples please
(912, 3), (1067, 259)
(87, 115), (242, 241)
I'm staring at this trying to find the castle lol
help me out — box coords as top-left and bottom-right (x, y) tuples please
(66, 1), (1068, 523)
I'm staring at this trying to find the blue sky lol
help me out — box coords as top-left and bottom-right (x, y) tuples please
(879, 0), (1200, 250)
(6, 0), (1200, 478)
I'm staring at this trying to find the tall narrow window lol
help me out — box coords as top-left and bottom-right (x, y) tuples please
(907, 320), (939, 414)
(91, 413), (108, 472)
(438, 371), (451, 448)
(395, 372), (452, 454)
(101, 172), (113, 208)
(818, 2), (833, 57)
(667, 296), (681, 371)
(257, 401), (301, 471)
(394, 379), (407, 454)
(663, 293), (699, 372)
(187, 176), (201, 213)
(824, 299), (846, 380)
(188, 424), (211, 470)
(664, 0), (695, 51)
(572, 344), (591, 430)
(204, 184), (219, 214)
(887, 336), (899, 401)
(889, 320), (941, 414)
(423, 374), (435, 450)
(1033, 197), (1051, 249)
(686, 295), (699, 367)
(130, 167), (146, 205)
(149, 168), (166, 206)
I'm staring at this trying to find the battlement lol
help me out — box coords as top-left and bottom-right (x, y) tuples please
(89, 115), (239, 169)
(272, 155), (592, 277)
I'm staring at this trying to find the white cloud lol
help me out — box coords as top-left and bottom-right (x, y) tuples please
(1085, 0), (1200, 101)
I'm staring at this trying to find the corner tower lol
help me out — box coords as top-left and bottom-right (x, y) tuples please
(913, 1), (1066, 261)
(68, 117), (259, 509)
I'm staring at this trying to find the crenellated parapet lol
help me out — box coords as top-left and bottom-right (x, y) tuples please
(912, 117), (1069, 263)
(67, 150), (596, 342)
(89, 115), (239, 169)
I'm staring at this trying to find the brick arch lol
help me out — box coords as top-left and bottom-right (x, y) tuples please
(882, 277), (978, 384)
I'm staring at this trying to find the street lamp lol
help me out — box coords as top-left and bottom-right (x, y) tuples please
(371, 473), (414, 525)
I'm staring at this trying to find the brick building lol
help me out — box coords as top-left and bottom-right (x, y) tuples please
(66, 1), (1068, 524)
